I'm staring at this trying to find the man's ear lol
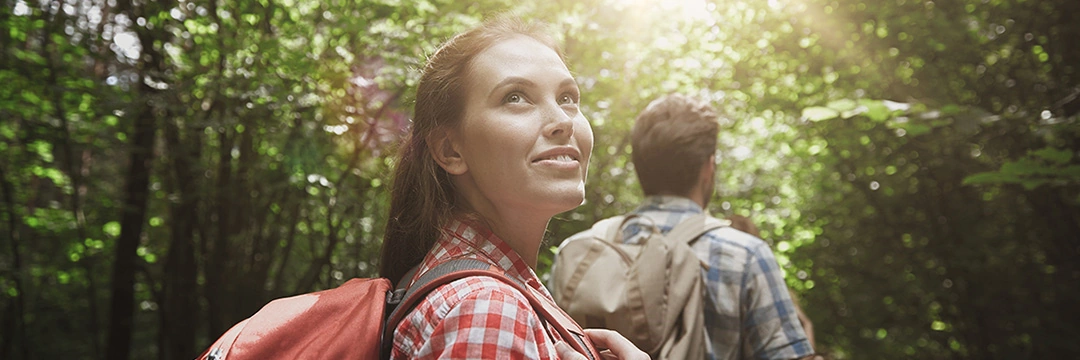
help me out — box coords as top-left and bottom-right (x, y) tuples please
(696, 154), (717, 202)
(428, 128), (468, 175)
(699, 155), (716, 182)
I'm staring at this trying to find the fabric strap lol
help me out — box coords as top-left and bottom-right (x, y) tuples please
(664, 213), (731, 247)
(381, 258), (600, 360)
(599, 212), (730, 247)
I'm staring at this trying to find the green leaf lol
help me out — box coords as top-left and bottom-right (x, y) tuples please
(41, 168), (69, 187)
(827, 99), (858, 112)
(28, 140), (54, 163)
(0, 123), (16, 139)
(1061, 165), (1080, 179)
(962, 171), (1022, 186)
(903, 124), (932, 136)
(243, 14), (260, 26)
(841, 109), (863, 119)
(22, 91), (42, 104)
(803, 106), (839, 122)
(1000, 159), (1057, 176)
(13, 48), (46, 65)
(103, 221), (121, 237)
(1030, 147), (1073, 164)
(1021, 179), (1047, 190)
(859, 100), (892, 122)
(940, 104), (963, 115)
(10, 26), (26, 42)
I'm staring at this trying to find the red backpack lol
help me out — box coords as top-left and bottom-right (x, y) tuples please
(195, 258), (600, 359)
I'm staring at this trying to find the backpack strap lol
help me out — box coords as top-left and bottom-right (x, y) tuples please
(200, 318), (250, 360)
(664, 213), (730, 246)
(591, 215), (627, 241)
(595, 213), (727, 246)
(381, 258), (601, 360)
(473, 264), (601, 360)
(380, 259), (491, 359)
(594, 214), (661, 243)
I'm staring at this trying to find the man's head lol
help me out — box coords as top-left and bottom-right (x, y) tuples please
(630, 94), (720, 203)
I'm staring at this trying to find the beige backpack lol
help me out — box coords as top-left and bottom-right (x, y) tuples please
(551, 213), (729, 360)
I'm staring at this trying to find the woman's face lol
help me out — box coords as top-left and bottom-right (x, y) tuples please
(449, 34), (593, 220)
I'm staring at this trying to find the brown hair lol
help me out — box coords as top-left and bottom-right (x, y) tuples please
(379, 17), (561, 286)
(630, 94), (720, 196)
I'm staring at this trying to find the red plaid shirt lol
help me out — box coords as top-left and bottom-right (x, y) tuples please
(390, 219), (567, 359)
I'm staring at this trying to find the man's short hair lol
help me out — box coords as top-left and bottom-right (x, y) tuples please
(630, 94), (720, 196)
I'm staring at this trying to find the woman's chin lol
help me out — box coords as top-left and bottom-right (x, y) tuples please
(544, 191), (586, 214)
(512, 183), (587, 216)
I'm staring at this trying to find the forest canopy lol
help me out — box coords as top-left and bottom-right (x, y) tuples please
(2, 0), (1078, 359)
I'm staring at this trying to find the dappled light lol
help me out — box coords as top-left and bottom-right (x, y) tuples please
(2, 0), (1078, 359)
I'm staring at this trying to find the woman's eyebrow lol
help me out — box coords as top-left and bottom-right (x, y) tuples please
(559, 78), (579, 89)
(488, 77), (536, 97)
(488, 76), (579, 97)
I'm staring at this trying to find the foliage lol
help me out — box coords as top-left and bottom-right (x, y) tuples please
(1, 0), (1077, 359)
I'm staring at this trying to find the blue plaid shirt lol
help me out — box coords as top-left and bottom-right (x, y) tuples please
(621, 196), (813, 360)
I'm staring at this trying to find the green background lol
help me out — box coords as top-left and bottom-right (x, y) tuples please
(2, 0), (1078, 358)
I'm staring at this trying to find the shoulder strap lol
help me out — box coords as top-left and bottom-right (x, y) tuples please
(470, 263), (601, 360)
(592, 214), (666, 243)
(594, 213), (727, 246)
(380, 259), (492, 359)
(590, 215), (626, 242)
(200, 318), (250, 360)
(664, 213), (730, 246)
(381, 258), (601, 360)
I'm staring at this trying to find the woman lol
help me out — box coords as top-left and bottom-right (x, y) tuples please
(380, 17), (648, 360)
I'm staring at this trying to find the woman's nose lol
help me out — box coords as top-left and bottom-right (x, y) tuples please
(543, 103), (575, 140)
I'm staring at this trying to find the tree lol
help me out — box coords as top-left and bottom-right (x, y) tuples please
(2, 0), (1076, 358)
(104, 0), (174, 358)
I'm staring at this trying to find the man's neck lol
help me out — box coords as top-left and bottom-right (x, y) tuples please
(659, 190), (707, 209)
(647, 193), (706, 209)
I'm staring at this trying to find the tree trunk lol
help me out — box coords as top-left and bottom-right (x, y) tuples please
(103, 92), (157, 360)
(232, 114), (259, 316)
(0, 164), (28, 359)
(105, 0), (170, 357)
(206, 124), (234, 339)
(203, 0), (232, 338)
(41, 8), (103, 354)
(161, 117), (200, 360)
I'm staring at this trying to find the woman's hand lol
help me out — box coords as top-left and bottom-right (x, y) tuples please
(555, 341), (588, 360)
(555, 329), (650, 360)
(585, 329), (650, 360)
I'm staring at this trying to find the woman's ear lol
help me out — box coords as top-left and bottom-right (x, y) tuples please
(428, 128), (468, 175)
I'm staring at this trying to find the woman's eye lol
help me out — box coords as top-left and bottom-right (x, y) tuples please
(558, 93), (577, 105)
(505, 93), (524, 104)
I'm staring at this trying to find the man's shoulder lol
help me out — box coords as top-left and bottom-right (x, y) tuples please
(560, 212), (774, 250)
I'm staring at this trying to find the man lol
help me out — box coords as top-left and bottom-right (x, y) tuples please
(570, 94), (816, 360)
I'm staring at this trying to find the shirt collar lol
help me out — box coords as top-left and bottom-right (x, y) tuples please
(415, 217), (543, 293)
(634, 195), (705, 214)
(620, 195), (708, 244)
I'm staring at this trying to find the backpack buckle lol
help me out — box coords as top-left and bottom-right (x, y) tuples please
(386, 288), (406, 305)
